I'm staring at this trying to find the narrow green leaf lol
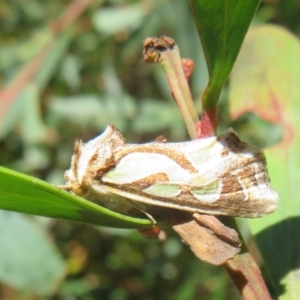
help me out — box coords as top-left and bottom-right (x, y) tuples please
(190, 0), (260, 108)
(0, 166), (152, 229)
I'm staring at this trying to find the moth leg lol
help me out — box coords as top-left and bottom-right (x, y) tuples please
(126, 199), (157, 226)
(141, 210), (156, 226)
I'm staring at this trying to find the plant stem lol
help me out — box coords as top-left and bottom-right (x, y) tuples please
(143, 36), (199, 139)
(223, 218), (272, 299)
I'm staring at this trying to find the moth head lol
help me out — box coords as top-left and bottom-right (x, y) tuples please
(61, 181), (87, 197)
(66, 125), (125, 186)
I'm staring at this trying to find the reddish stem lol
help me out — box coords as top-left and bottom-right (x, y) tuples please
(200, 108), (218, 138)
(225, 253), (272, 300)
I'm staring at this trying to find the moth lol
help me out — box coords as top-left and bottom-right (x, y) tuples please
(61, 125), (278, 219)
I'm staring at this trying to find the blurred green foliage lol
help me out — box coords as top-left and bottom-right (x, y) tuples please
(0, 0), (299, 299)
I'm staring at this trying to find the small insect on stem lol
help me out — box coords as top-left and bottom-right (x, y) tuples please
(59, 125), (278, 221)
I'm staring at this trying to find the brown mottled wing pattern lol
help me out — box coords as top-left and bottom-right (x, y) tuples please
(100, 130), (278, 218)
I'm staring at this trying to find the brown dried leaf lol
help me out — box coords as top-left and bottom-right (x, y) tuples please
(167, 211), (241, 265)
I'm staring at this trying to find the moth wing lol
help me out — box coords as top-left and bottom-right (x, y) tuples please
(95, 180), (277, 218)
(99, 131), (278, 218)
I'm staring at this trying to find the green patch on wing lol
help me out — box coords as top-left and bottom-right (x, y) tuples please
(143, 184), (181, 198)
(104, 168), (125, 180)
(192, 179), (220, 196)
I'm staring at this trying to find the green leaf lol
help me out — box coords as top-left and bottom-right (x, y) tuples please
(0, 212), (65, 295)
(190, 0), (260, 108)
(0, 166), (152, 229)
(229, 25), (300, 298)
